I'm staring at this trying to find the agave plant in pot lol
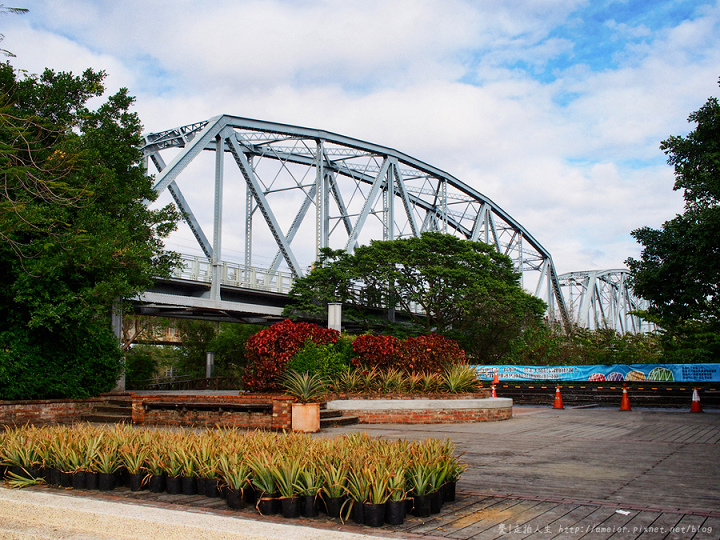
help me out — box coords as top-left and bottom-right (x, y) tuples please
(385, 465), (408, 525)
(343, 466), (370, 525)
(119, 441), (149, 492)
(406, 461), (433, 517)
(248, 452), (280, 515)
(271, 453), (303, 518)
(279, 370), (327, 433)
(297, 462), (323, 518)
(218, 454), (250, 510)
(362, 463), (391, 528)
(318, 451), (348, 518)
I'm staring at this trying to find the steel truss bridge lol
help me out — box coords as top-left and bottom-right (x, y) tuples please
(139, 115), (650, 333)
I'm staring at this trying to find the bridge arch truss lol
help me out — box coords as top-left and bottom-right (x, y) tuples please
(558, 269), (654, 333)
(144, 115), (573, 325)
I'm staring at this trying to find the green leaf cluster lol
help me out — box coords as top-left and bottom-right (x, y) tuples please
(626, 77), (720, 356)
(0, 62), (181, 399)
(284, 232), (546, 363)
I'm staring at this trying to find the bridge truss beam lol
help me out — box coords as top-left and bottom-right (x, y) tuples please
(144, 116), (574, 326)
(558, 269), (654, 333)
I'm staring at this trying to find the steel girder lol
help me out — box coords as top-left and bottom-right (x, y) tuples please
(558, 269), (654, 333)
(143, 115), (570, 326)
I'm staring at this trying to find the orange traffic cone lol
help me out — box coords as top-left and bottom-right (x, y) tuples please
(690, 388), (703, 413)
(492, 369), (500, 385)
(553, 385), (564, 409)
(491, 385), (497, 398)
(620, 384), (631, 411)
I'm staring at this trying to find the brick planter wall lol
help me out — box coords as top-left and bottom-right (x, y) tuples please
(130, 394), (293, 430)
(326, 396), (512, 424)
(0, 399), (99, 426)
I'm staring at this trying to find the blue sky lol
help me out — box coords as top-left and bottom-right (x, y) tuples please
(2, 0), (719, 274)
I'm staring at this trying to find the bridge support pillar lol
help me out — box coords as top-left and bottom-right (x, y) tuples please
(328, 303), (342, 332)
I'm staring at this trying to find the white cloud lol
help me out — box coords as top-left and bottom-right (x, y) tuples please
(2, 0), (718, 279)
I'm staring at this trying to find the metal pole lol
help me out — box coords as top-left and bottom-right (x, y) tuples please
(206, 351), (215, 379)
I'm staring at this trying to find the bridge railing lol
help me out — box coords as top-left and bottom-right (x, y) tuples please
(171, 254), (295, 294)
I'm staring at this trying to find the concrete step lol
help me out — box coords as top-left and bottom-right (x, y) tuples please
(320, 409), (343, 419)
(320, 414), (359, 428)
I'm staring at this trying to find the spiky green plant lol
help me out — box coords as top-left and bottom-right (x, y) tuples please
(279, 370), (328, 403)
(443, 363), (481, 393)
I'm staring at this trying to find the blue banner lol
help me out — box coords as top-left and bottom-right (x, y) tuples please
(475, 364), (720, 383)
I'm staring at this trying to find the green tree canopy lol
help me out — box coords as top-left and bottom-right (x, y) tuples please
(284, 232), (546, 362)
(626, 77), (720, 361)
(0, 63), (180, 399)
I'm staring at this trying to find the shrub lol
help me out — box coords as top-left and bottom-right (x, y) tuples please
(286, 338), (352, 378)
(242, 320), (339, 392)
(352, 333), (464, 374)
(401, 334), (466, 373)
(351, 334), (402, 370)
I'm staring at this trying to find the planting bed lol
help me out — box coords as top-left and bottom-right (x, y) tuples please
(326, 393), (512, 424)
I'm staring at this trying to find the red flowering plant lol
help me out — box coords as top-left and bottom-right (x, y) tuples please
(352, 333), (465, 373)
(242, 319), (339, 392)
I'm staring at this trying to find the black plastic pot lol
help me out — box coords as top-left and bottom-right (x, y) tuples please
(59, 471), (73, 488)
(281, 496), (301, 518)
(364, 502), (385, 527)
(181, 476), (197, 495)
(85, 472), (99, 490)
(98, 472), (116, 491)
(49, 467), (62, 487)
(129, 473), (144, 492)
(244, 485), (258, 505)
(323, 496), (343, 518)
(429, 490), (442, 514)
(196, 477), (207, 495)
(385, 499), (406, 525)
(149, 474), (166, 493)
(226, 488), (244, 510)
(257, 494), (280, 515)
(351, 500), (364, 524)
(443, 481), (457, 502)
(300, 494), (318, 517)
(72, 471), (86, 490)
(412, 494), (431, 517)
(205, 478), (220, 498)
(166, 475), (182, 494)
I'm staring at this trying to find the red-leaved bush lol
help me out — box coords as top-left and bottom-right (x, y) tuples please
(242, 319), (339, 392)
(352, 333), (465, 373)
(350, 334), (402, 370)
(400, 334), (466, 373)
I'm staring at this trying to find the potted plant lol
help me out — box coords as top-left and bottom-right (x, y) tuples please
(218, 455), (250, 510)
(385, 465), (407, 525)
(248, 452), (279, 515)
(280, 370), (327, 433)
(271, 455), (303, 518)
(318, 452), (348, 518)
(297, 462), (322, 518)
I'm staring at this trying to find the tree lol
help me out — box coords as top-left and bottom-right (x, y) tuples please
(285, 232), (546, 362)
(0, 63), (180, 399)
(626, 78), (720, 362)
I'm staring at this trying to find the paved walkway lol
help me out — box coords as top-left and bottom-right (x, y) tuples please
(1, 407), (718, 539)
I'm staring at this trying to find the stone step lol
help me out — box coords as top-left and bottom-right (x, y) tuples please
(82, 414), (132, 424)
(320, 414), (359, 428)
(92, 405), (132, 414)
(320, 409), (343, 419)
